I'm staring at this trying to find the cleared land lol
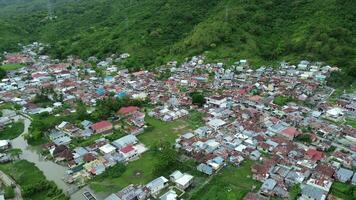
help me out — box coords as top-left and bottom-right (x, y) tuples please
(0, 64), (24, 71)
(0, 121), (24, 140)
(190, 160), (261, 200)
(90, 115), (199, 192)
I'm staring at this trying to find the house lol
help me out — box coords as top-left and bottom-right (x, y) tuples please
(112, 135), (138, 149)
(325, 107), (344, 122)
(0, 140), (10, 150)
(352, 173), (356, 185)
(105, 184), (147, 200)
(197, 163), (213, 175)
(335, 168), (353, 183)
(91, 121), (113, 134)
(169, 170), (194, 190)
(205, 96), (227, 108)
(117, 106), (140, 116)
(306, 149), (324, 161)
(99, 143), (116, 154)
(119, 145), (138, 161)
(250, 150), (261, 160)
(301, 184), (326, 200)
(279, 127), (300, 140)
(207, 118), (226, 130)
(146, 176), (169, 195)
(243, 192), (267, 200)
(260, 179), (277, 195)
(160, 190), (177, 200)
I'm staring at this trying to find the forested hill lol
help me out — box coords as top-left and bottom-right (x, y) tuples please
(0, 0), (355, 81)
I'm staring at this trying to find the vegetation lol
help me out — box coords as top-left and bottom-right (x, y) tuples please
(345, 118), (356, 128)
(190, 92), (206, 107)
(0, 160), (68, 200)
(289, 184), (301, 200)
(0, 0), (354, 81)
(0, 121), (24, 140)
(295, 134), (312, 144)
(330, 181), (356, 200)
(93, 164), (126, 181)
(0, 68), (6, 80)
(190, 160), (261, 200)
(4, 186), (15, 199)
(273, 95), (295, 106)
(0, 63), (24, 71)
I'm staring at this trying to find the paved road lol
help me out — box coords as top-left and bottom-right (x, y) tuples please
(0, 170), (23, 200)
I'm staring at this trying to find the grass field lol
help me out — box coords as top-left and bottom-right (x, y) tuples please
(330, 181), (356, 200)
(345, 118), (356, 128)
(190, 160), (261, 200)
(0, 160), (68, 200)
(0, 63), (24, 71)
(0, 121), (24, 140)
(139, 116), (194, 147)
(90, 151), (159, 192)
(90, 115), (197, 192)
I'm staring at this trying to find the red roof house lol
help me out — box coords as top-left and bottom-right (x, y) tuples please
(117, 106), (139, 115)
(306, 149), (324, 161)
(91, 121), (113, 134)
(279, 127), (300, 140)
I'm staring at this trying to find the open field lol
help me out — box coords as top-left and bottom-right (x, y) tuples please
(190, 160), (261, 200)
(0, 160), (68, 200)
(0, 63), (24, 71)
(90, 114), (199, 192)
(0, 121), (24, 140)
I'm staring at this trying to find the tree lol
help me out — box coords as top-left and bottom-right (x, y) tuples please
(8, 148), (22, 159)
(152, 142), (178, 176)
(190, 92), (205, 107)
(0, 68), (6, 80)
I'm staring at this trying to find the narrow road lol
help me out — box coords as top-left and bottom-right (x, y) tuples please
(0, 170), (23, 200)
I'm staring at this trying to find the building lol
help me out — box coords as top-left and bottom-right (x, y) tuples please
(112, 135), (138, 149)
(146, 176), (169, 195)
(91, 121), (113, 134)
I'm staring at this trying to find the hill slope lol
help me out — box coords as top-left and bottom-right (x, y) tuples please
(0, 0), (355, 78)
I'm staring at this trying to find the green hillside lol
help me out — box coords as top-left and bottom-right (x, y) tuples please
(0, 0), (355, 83)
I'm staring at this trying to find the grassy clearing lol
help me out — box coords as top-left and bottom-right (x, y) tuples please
(190, 160), (261, 200)
(330, 181), (356, 200)
(90, 151), (159, 192)
(345, 118), (356, 128)
(0, 63), (24, 71)
(0, 160), (68, 200)
(90, 115), (196, 192)
(0, 121), (24, 140)
(139, 116), (194, 147)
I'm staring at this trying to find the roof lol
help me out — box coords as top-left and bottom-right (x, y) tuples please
(118, 106), (139, 114)
(104, 194), (120, 200)
(207, 118), (226, 128)
(301, 185), (326, 200)
(306, 149), (324, 161)
(113, 135), (138, 148)
(160, 190), (177, 200)
(120, 145), (135, 154)
(99, 144), (116, 154)
(261, 178), (277, 191)
(91, 121), (112, 130)
(175, 173), (193, 186)
(146, 176), (168, 190)
(170, 170), (183, 180)
(280, 127), (299, 138)
(336, 168), (353, 182)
